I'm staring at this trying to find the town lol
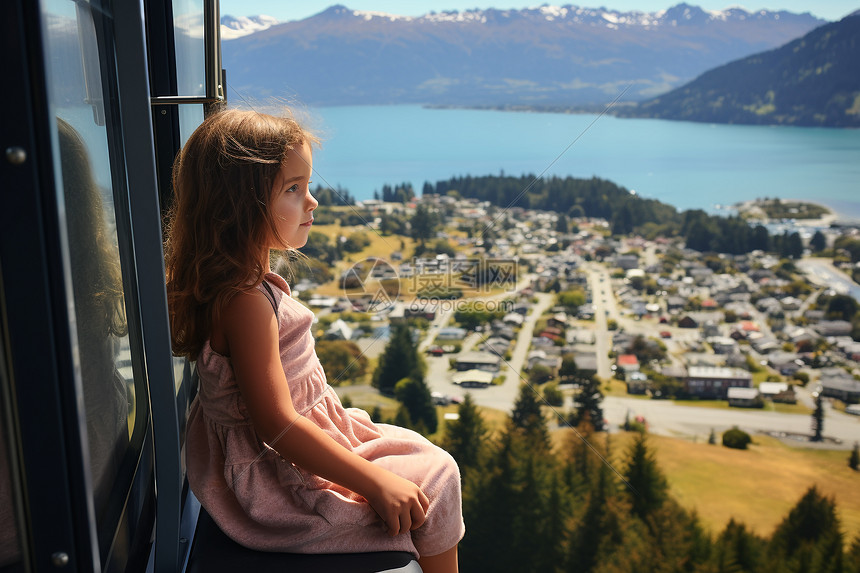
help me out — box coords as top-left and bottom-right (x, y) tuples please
(287, 191), (860, 450)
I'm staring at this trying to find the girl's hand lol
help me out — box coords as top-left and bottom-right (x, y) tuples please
(364, 472), (430, 536)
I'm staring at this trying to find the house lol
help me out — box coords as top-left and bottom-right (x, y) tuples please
(766, 351), (801, 375)
(482, 337), (510, 357)
(454, 352), (501, 373)
(749, 334), (780, 355)
(818, 368), (860, 403)
(547, 313), (568, 329)
(758, 381), (789, 398)
(617, 354), (640, 375)
(688, 267), (714, 284)
(728, 387), (762, 408)
(678, 315), (699, 329)
(666, 296), (686, 312)
(452, 369), (494, 388)
(503, 312), (525, 326)
(814, 320), (853, 337)
(708, 336), (738, 355)
(702, 321), (721, 338)
(577, 304), (595, 319)
(626, 371), (649, 395)
(436, 327), (467, 340)
(615, 254), (639, 270)
(528, 353), (562, 375)
(573, 352), (598, 376)
(804, 309), (825, 323)
(725, 351), (749, 369)
(325, 319), (354, 341)
(307, 294), (339, 308)
(684, 366), (753, 399)
(512, 302), (530, 315)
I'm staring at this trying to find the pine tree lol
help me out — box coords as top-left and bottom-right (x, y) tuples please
(410, 204), (436, 244)
(850, 441), (859, 471)
(810, 229), (827, 252)
(441, 393), (487, 483)
(563, 419), (596, 496)
(534, 473), (568, 573)
(372, 324), (422, 395)
(574, 374), (605, 432)
(511, 383), (550, 449)
(768, 486), (843, 569)
(811, 392), (824, 442)
(623, 432), (668, 523)
(713, 518), (765, 572)
(845, 536), (860, 573)
(394, 376), (437, 435)
(566, 463), (629, 573)
(460, 430), (524, 572)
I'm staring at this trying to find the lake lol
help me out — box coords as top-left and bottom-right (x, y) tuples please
(305, 105), (860, 220)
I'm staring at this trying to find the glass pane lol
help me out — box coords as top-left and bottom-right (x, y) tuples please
(179, 104), (205, 147)
(40, 0), (137, 527)
(173, 0), (206, 97)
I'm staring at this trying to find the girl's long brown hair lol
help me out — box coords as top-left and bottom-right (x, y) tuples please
(164, 109), (317, 359)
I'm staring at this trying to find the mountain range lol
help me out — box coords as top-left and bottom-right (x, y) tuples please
(220, 3), (825, 107)
(620, 12), (860, 127)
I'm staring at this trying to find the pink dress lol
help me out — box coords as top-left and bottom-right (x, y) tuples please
(186, 272), (464, 558)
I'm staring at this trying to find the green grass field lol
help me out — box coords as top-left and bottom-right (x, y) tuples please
(608, 431), (860, 541)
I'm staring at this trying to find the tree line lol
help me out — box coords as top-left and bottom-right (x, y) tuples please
(427, 174), (816, 258)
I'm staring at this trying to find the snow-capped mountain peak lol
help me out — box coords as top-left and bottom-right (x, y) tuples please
(220, 15), (278, 40)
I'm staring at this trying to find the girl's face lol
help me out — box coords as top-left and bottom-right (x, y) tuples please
(268, 141), (318, 249)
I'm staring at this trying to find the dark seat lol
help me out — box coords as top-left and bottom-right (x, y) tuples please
(186, 506), (422, 573)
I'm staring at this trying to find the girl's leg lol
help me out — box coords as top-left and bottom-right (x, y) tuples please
(417, 545), (458, 573)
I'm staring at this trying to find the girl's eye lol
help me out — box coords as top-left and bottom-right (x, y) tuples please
(286, 184), (299, 193)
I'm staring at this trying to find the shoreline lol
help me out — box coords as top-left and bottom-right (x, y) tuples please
(729, 199), (859, 227)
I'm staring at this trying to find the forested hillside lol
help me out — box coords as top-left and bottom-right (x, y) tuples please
(623, 14), (860, 127)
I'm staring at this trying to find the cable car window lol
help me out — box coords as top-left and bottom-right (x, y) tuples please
(173, 0), (206, 98)
(39, 0), (142, 536)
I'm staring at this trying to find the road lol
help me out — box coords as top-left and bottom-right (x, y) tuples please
(423, 292), (555, 412)
(798, 258), (860, 302)
(586, 264), (616, 379)
(603, 395), (859, 449)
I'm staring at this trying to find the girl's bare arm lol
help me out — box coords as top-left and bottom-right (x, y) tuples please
(221, 290), (429, 535)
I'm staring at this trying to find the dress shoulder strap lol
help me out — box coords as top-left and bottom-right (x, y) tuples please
(260, 281), (278, 315)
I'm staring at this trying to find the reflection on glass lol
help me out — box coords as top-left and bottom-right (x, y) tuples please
(57, 117), (132, 519)
(173, 0), (206, 97)
(41, 0), (136, 525)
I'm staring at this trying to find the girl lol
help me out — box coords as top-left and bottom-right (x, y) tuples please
(165, 109), (464, 572)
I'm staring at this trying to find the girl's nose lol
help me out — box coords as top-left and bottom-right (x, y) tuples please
(307, 192), (319, 211)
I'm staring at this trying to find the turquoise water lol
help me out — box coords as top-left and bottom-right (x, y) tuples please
(307, 105), (860, 219)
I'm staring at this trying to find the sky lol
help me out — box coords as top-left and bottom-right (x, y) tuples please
(218, 1), (859, 23)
